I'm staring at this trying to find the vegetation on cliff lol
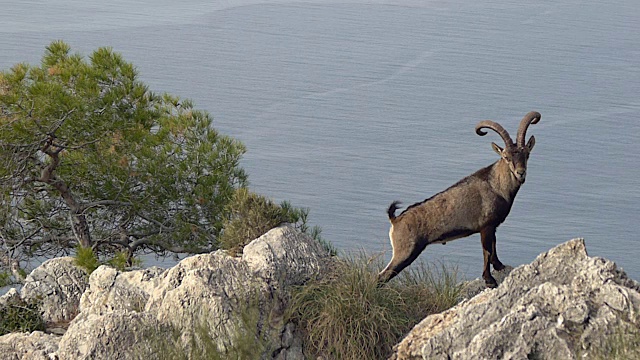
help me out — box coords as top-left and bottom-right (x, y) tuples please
(287, 256), (461, 359)
(0, 41), (318, 281)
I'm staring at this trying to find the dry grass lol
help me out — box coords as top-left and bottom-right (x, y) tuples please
(287, 253), (462, 360)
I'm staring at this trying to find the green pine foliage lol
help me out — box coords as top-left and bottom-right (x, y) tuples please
(0, 272), (11, 288)
(0, 299), (46, 336)
(74, 245), (142, 274)
(218, 188), (335, 256)
(0, 41), (247, 264)
(106, 250), (142, 271)
(74, 245), (101, 274)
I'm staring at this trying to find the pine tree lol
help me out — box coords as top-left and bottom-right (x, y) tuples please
(0, 41), (247, 266)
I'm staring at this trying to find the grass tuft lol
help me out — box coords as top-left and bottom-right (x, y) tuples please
(74, 245), (100, 274)
(287, 253), (462, 360)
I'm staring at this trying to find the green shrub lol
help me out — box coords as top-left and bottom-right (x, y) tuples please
(0, 271), (11, 288)
(219, 188), (335, 256)
(74, 246), (142, 274)
(74, 245), (100, 274)
(0, 266), (28, 288)
(0, 299), (46, 336)
(287, 253), (462, 360)
(106, 251), (143, 271)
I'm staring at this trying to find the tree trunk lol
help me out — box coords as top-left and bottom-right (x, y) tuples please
(71, 211), (92, 248)
(41, 145), (93, 248)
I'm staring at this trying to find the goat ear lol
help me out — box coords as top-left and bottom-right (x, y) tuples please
(526, 135), (536, 152)
(491, 142), (503, 156)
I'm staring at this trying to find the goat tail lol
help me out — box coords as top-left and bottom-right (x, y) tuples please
(387, 201), (402, 222)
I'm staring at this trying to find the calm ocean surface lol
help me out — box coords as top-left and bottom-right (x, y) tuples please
(1, 0), (639, 280)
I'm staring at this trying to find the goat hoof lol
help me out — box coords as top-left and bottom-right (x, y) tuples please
(484, 278), (498, 288)
(493, 261), (505, 271)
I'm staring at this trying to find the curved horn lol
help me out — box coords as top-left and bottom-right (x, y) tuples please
(475, 120), (514, 148)
(516, 111), (541, 147)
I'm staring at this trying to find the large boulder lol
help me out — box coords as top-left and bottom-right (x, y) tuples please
(242, 225), (330, 291)
(144, 250), (267, 352)
(391, 238), (640, 360)
(57, 311), (170, 360)
(79, 265), (164, 316)
(0, 331), (60, 360)
(55, 225), (331, 359)
(20, 257), (88, 324)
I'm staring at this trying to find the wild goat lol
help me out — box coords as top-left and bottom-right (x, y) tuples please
(378, 111), (540, 288)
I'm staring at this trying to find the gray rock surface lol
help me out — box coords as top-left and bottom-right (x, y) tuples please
(54, 225), (330, 359)
(243, 225), (329, 291)
(0, 288), (22, 308)
(20, 257), (88, 324)
(57, 311), (169, 360)
(274, 322), (305, 360)
(0, 331), (60, 360)
(391, 238), (640, 360)
(79, 265), (164, 315)
(144, 250), (267, 353)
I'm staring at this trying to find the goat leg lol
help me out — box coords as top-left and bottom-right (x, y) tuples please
(490, 232), (505, 271)
(480, 227), (499, 288)
(378, 234), (428, 284)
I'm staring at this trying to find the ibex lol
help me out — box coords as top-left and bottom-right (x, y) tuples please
(378, 111), (540, 288)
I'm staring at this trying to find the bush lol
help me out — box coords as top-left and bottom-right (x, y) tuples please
(74, 245), (100, 274)
(74, 245), (142, 274)
(0, 272), (12, 288)
(287, 254), (462, 360)
(0, 299), (46, 336)
(106, 251), (143, 271)
(218, 188), (335, 256)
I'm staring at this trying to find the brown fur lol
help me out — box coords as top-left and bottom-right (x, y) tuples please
(378, 112), (540, 287)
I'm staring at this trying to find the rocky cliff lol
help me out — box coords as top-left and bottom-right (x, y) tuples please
(1, 232), (639, 360)
(391, 238), (640, 360)
(0, 225), (331, 360)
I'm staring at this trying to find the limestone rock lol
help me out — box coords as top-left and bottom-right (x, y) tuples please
(21, 257), (88, 324)
(274, 322), (305, 360)
(141, 225), (330, 353)
(459, 265), (514, 300)
(8, 226), (331, 359)
(144, 250), (269, 351)
(391, 238), (640, 360)
(0, 288), (22, 307)
(242, 225), (330, 291)
(0, 331), (60, 360)
(79, 265), (164, 315)
(57, 311), (169, 360)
